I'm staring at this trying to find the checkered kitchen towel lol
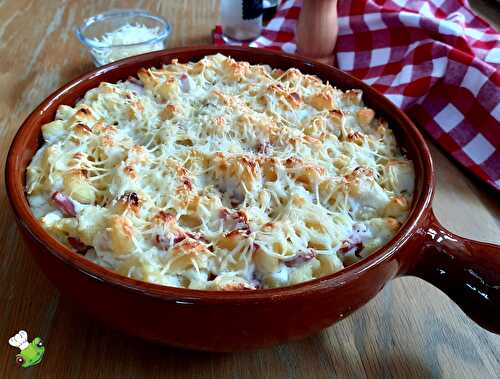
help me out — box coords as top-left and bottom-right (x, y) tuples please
(214, 0), (500, 191)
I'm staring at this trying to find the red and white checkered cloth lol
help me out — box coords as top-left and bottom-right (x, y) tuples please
(214, 0), (500, 191)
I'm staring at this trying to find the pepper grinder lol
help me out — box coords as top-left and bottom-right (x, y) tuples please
(296, 0), (338, 65)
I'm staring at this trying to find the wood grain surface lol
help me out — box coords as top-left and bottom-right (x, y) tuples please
(0, 1), (499, 378)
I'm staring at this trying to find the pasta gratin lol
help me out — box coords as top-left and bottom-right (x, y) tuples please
(26, 54), (414, 290)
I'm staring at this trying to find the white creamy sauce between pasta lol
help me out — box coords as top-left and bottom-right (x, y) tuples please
(26, 54), (415, 290)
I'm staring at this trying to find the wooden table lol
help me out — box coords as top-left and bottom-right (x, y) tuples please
(0, 1), (498, 377)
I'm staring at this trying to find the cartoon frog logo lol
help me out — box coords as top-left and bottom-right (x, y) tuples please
(8, 330), (45, 368)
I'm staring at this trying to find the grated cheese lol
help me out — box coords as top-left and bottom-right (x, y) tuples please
(89, 23), (164, 65)
(26, 54), (415, 291)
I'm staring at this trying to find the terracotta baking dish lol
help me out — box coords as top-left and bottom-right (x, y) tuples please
(5, 46), (500, 351)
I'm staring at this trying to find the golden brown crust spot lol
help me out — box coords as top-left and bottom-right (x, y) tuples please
(123, 165), (137, 179)
(73, 123), (92, 135)
(384, 196), (409, 217)
(171, 240), (211, 257)
(118, 192), (142, 214)
(344, 131), (365, 145)
(357, 107), (375, 126)
(160, 104), (179, 120)
(109, 215), (135, 255)
(386, 217), (402, 231)
(189, 61), (206, 75)
(344, 167), (374, 182)
(306, 91), (335, 110)
(152, 211), (176, 224)
(223, 58), (250, 81)
(344, 89), (363, 104)
(286, 92), (302, 108)
(137, 67), (158, 89)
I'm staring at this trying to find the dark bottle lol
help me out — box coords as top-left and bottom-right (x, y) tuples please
(263, 0), (279, 22)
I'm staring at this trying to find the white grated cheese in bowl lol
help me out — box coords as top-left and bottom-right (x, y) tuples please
(89, 23), (164, 66)
(90, 23), (161, 47)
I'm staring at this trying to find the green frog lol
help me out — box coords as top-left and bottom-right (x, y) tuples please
(9, 331), (45, 368)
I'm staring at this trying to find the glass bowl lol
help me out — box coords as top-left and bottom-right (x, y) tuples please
(76, 9), (171, 67)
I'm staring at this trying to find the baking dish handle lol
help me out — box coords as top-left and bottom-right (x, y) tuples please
(406, 209), (500, 333)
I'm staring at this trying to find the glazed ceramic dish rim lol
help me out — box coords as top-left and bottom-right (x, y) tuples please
(6, 45), (434, 302)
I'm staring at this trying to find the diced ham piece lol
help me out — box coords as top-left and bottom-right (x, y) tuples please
(250, 271), (262, 289)
(51, 192), (76, 217)
(285, 249), (317, 267)
(256, 142), (272, 154)
(185, 232), (209, 243)
(337, 223), (369, 258)
(290, 92), (301, 102)
(337, 241), (364, 258)
(219, 208), (250, 233)
(155, 233), (185, 250)
(180, 73), (190, 93)
(127, 76), (143, 87)
(174, 235), (187, 244)
(121, 191), (140, 206)
(219, 208), (231, 220)
(155, 234), (171, 250)
(126, 76), (145, 95)
(232, 211), (250, 231)
(250, 278), (262, 289)
(67, 237), (91, 255)
(155, 231), (208, 251)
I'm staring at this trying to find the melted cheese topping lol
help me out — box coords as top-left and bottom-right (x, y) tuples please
(26, 54), (415, 291)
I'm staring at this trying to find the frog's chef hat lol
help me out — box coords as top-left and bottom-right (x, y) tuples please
(9, 330), (29, 351)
